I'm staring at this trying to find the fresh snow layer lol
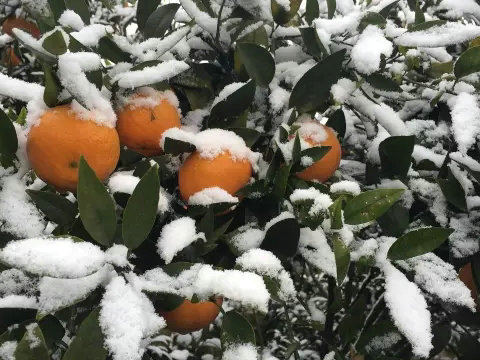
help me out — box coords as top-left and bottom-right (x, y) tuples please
(0, 237), (106, 278)
(298, 227), (336, 278)
(188, 187), (239, 206)
(351, 26), (393, 75)
(222, 343), (258, 360)
(447, 93), (480, 154)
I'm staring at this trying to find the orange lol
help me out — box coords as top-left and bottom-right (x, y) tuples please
(2, 17), (41, 39)
(162, 298), (222, 334)
(295, 123), (341, 182)
(27, 105), (120, 192)
(1, 46), (21, 67)
(116, 91), (181, 156)
(178, 151), (252, 202)
(459, 263), (478, 306)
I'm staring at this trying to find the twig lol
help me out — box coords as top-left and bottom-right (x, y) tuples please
(284, 304), (301, 360)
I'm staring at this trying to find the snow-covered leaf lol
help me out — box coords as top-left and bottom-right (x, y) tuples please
(14, 323), (49, 360)
(221, 311), (256, 346)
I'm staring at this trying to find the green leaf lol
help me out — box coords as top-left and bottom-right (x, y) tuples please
(305, 0), (319, 24)
(356, 320), (397, 351)
(365, 73), (402, 92)
(326, 0), (336, 19)
(42, 63), (60, 107)
(14, 323), (49, 360)
(236, 43), (275, 87)
(437, 169), (468, 212)
(409, 20), (446, 32)
(326, 108), (346, 139)
(0, 108), (18, 156)
(77, 156), (117, 247)
(47, 0), (66, 21)
(221, 311), (255, 345)
(229, 128), (261, 147)
(430, 321), (451, 357)
(261, 217), (300, 258)
(272, 164), (292, 202)
(454, 46), (480, 79)
(64, 0), (90, 25)
(336, 295), (366, 345)
(163, 137), (196, 156)
(97, 37), (131, 63)
(358, 12), (386, 32)
(387, 227), (454, 260)
(163, 262), (193, 276)
(123, 165), (160, 249)
(300, 27), (328, 58)
(144, 4), (180, 38)
(62, 308), (107, 360)
(271, 0), (302, 25)
(147, 291), (184, 312)
(329, 197), (343, 230)
(344, 189), (404, 225)
(38, 315), (64, 352)
(42, 30), (67, 55)
(333, 233), (350, 285)
(291, 133), (301, 165)
(26, 190), (77, 226)
(290, 49), (346, 113)
(137, 0), (160, 31)
(379, 0), (399, 17)
(379, 135), (415, 179)
(414, 0), (425, 24)
(291, 146), (331, 173)
(209, 81), (256, 126)
(0, 309), (36, 334)
(377, 202), (409, 237)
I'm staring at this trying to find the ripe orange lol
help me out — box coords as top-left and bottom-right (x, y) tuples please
(178, 151), (252, 202)
(116, 90), (181, 156)
(294, 123), (341, 182)
(27, 105), (120, 192)
(162, 298), (222, 334)
(1, 46), (21, 67)
(2, 17), (41, 39)
(459, 263), (478, 306)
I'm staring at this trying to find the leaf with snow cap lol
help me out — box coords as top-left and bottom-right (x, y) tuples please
(305, 0), (319, 24)
(344, 189), (404, 225)
(14, 323), (49, 360)
(236, 43), (275, 87)
(123, 164), (160, 249)
(163, 137), (196, 155)
(144, 4), (181, 39)
(62, 308), (107, 360)
(97, 36), (131, 63)
(358, 12), (386, 32)
(300, 27), (329, 59)
(271, 0), (302, 25)
(437, 169), (467, 212)
(326, 0), (336, 19)
(365, 73), (402, 92)
(65, 0), (90, 25)
(454, 46), (480, 79)
(221, 311), (256, 345)
(47, 0), (66, 21)
(78, 157), (117, 247)
(229, 128), (261, 148)
(291, 146), (331, 173)
(42, 30), (67, 56)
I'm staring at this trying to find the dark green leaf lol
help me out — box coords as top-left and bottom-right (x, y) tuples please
(387, 227), (454, 260)
(236, 43), (275, 87)
(326, 108), (346, 139)
(47, 0), (66, 21)
(358, 12), (386, 32)
(210, 81), (256, 125)
(163, 262), (193, 276)
(329, 197), (343, 230)
(0, 309), (36, 334)
(356, 320), (397, 351)
(408, 20), (446, 32)
(42, 63), (60, 107)
(379, 135), (415, 179)
(26, 190), (77, 226)
(333, 233), (350, 285)
(305, 0), (319, 24)
(14, 323), (49, 360)
(437, 169), (468, 212)
(454, 46), (480, 79)
(291, 146), (331, 173)
(86, 70), (103, 90)
(261, 217), (300, 258)
(221, 311), (255, 345)
(229, 128), (261, 147)
(163, 137), (196, 156)
(365, 73), (402, 92)
(271, 0), (302, 25)
(0, 108), (18, 156)
(144, 4), (180, 38)
(131, 60), (162, 71)
(42, 30), (67, 55)
(62, 309), (107, 360)
(38, 315), (64, 352)
(147, 292), (184, 312)
(97, 37), (131, 63)
(64, 0), (90, 25)
(137, 0), (160, 31)
(414, 0), (425, 24)
(77, 156), (117, 247)
(430, 321), (451, 357)
(291, 133), (301, 165)
(379, 0), (399, 17)
(377, 202), (409, 237)
(272, 164), (292, 202)
(290, 49), (346, 113)
(344, 188), (404, 225)
(300, 27), (328, 58)
(337, 295), (367, 345)
(123, 165), (160, 249)
(326, 0), (336, 19)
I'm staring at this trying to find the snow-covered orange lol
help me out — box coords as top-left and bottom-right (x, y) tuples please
(116, 89), (181, 156)
(27, 105), (120, 192)
(161, 298), (222, 334)
(294, 122), (341, 182)
(2, 17), (41, 38)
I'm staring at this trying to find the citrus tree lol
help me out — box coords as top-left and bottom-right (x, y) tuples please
(0, 0), (479, 359)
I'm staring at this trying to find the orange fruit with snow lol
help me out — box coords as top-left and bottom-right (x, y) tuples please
(27, 105), (120, 192)
(459, 263), (478, 307)
(177, 129), (254, 203)
(2, 17), (41, 39)
(116, 88), (181, 156)
(294, 121), (341, 182)
(161, 298), (223, 334)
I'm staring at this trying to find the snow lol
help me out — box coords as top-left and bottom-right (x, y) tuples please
(71, 24), (112, 47)
(437, 0), (480, 20)
(330, 181), (361, 196)
(58, 52), (116, 127)
(222, 343), (258, 360)
(0, 34), (13, 46)
(230, 226), (265, 253)
(212, 82), (245, 108)
(100, 276), (166, 360)
(0, 237), (106, 278)
(105, 245), (130, 268)
(314, 12), (361, 35)
(298, 227), (336, 278)
(290, 188), (333, 217)
(0, 73), (44, 103)
(188, 187), (239, 205)
(0, 294), (37, 308)
(409, 178), (448, 226)
(447, 93), (480, 155)
(113, 60), (189, 89)
(157, 217), (205, 264)
(351, 26), (393, 75)
(58, 10), (85, 31)
(11, 28), (52, 57)
(331, 78), (356, 104)
(0, 269), (36, 296)
(179, 0), (228, 43)
(0, 175), (46, 238)
(25, 323), (41, 349)
(382, 262), (433, 358)
(394, 22), (480, 47)
(0, 341), (17, 360)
